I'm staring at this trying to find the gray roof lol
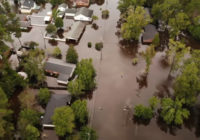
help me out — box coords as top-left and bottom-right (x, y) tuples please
(65, 21), (86, 41)
(42, 94), (71, 125)
(22, 0), (35, 8)
(75, 7), (93, 17)
(142, 24), (158, 43)
(58, 3), (68, 9)
(66, 8), (77, 14)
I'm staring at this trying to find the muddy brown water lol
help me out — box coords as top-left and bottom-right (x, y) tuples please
(10, 0), (200, 140)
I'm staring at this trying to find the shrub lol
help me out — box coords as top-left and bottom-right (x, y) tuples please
(92, 15), (98, 20)
(95, 42), (103, 51)
(66, 45), (78, 64)
(55, 17), (63, 29)
(132, 58), (138, 65)
(152, 33), (160, 47)
(102, 10), (109, 19)
(134, 105), (153, 120)
(46, 24), (57, 34)
(53, 46), (61, 58)
(37, 88), (50, 106)
(88, 42), (92, 48)
(92, 23), (99, 30)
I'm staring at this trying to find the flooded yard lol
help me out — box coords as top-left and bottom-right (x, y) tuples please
(11, 0), (200, 140)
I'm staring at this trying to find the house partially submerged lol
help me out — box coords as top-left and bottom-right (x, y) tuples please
(74, 7), (93, 22)
(44, 58), (76, 85)
(142, 24), (158, 44)
(16, 14), (31, 30)
(65, 8), (77, 17)
(57, 3), (68, 18)
(20, 0), (37, 14)
(42, 94), (71, 128)
(65, 21), (86, 42)
(75, 0), (90, 7)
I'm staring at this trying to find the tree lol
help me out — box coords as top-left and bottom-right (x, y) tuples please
(79, 126), (98, 140)
(71, 100), (88, 124)
(142, 45), (155, 73)
(160, 98), (190, 125)
(68, 79), (84, 97)
(53, 46), (62, 58)
(38, 88), (51, 106)
(168, 12), (190, 38)
(75, 59), (96, 91)
(66, 45), (78, 64)
(188, 25), (200, 40)
(0, 88), (14, 139)
(19, 108), (41, 126)
(118, 0), (146, 13)
(18, 89), (37, 109)
(134, 105), (153, 120)
(50, 0), (64, 7)
(23, 124), (40, 140)
(166, 39), (190, 77)
(55, 17), (63, 29)
(121, 6), (151, 41)
(46, 24), (57, 34)
(149, 96), (160, 110)
(174, 62), (200, 106)
(52, 106), (75, 136)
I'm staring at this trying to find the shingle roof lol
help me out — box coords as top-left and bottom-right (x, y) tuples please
(42, 94), (71, 125)
(22, 0), (34, 8)
(65, 8), (77, 14)
(75, 7), (93, 17)
(142, 24), (158, 43)
(65, 21), (86, 41)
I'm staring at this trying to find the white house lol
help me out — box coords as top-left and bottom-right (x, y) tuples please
(74, 7), (93, 22)
(20, 0), (37, 14)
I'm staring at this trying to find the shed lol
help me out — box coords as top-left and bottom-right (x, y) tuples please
(142, 24), (158, 44)
(44, 58), (76, 85)
(74, 7), (93, 22)
(42, 94), (71, 128)
(65, 21), (86, 42)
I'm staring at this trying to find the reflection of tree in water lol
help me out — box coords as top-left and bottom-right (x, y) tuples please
(90, 0), (105, 5)
(119, 40), (139, 57)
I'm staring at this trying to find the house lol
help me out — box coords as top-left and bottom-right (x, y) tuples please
(74, 7), (93, 22)
(65, 8), (77, 17)
(42, 93), (71, 128)
(65, 21), (86, 42)
(57, 3), (68, 18)
(20, 0), (37, 14)
(44, 58), (76, 85)
(16, 14), (31, 30)
(142, 24), (158, 44)
(75, 0), (90, 7)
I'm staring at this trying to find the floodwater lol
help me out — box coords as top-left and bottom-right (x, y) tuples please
(11, 0), (200, 140)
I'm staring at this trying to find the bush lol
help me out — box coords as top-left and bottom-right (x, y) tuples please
(132, 58), (138, 65)
(66, 45), (78, 64)
(55, 17), (63, 29)
(152, 33), (160, 47)
(92, 23), (99, 30)
(37, 88), (50, 106)
(88, 42), (92, 48)
(53, 46), (61, 58)
(92, 15), (98, 20)
(46, 24), (57, 34)
(95, 42), (103, 51)
(134, 105), (153, 120)
(102, 10), (109, 19)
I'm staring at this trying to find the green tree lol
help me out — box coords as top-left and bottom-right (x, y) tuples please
(55, 17), (64, 29)
(66, 45), (78, 64)
(168, 12), (190, 38)
(23, 124), (40, 140)
(38, 88), (51, 106)
(75, 59), (96, 91)
(134, 105), (153, 120)
(19, 108), (41, 126)
(52, 106), (75, 136)
(149, 96), (160, 110)
(53, 46), (62, 58)
(71, 100), (88, 124)
(174, 62), (200, 106)
(50, 0), (64, 7)
(68, 79), (84, 97)
(142, 45), (155, 73)
(121, 6), (151, 41)
(188, 25), (200, 40)
(118, 0), (146, 13)
(46, 24), (57, 34)
(160, 98), (190, 125)
(79, 126), (98, 140)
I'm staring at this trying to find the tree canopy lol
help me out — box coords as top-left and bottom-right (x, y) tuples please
(66, 45), (78, 64)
